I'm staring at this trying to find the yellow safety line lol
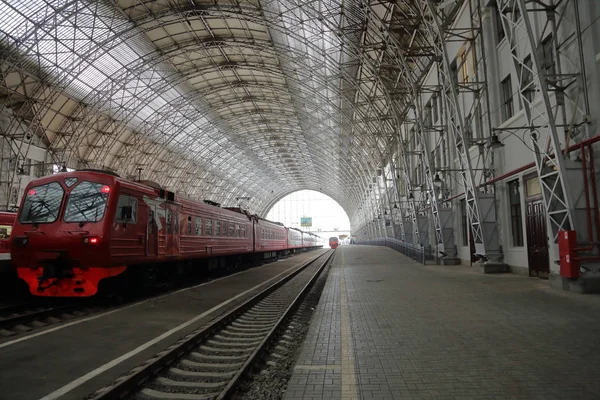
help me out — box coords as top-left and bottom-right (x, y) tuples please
(340, 249), (359, 399)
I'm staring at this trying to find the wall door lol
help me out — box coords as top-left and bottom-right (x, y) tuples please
(147, 206), (158, 257)
(526, 200), (550, 278)
(524, 174), (549, 278)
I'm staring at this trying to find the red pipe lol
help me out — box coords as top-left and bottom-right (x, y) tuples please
(440, 135), (600, 200)
(417, 135), (600, 213)
(589, 146), (600, 247)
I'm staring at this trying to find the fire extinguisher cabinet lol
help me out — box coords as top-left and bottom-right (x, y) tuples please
(558, 230), (580, 278)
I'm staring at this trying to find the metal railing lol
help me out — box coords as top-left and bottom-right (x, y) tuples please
(357, 237), (428, 264)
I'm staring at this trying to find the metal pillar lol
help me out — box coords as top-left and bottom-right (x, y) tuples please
(497, 0), (591, 264)
(420, 0), (505, 270)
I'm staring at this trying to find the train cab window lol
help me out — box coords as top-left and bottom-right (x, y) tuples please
(20, 182), (64, 224)
(187, 216), (192, 234)
(115, 195), (137, 223)
(229, 223), (235, 237)
(195, 217), (202, 235)
(235, 224), (240, 237)
(206, 218), (212, 235)
(64, 181), (110, 223)
(215, 220), (221, 236)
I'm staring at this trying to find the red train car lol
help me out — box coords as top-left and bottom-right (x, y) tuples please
(302, 231), (319, 248)
(287, 228), (303, 252)
(254, 218), (287, 258)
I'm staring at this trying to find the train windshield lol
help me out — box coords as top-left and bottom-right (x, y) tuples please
(64, 181), (110, 223)
(19, 182), (64, 224)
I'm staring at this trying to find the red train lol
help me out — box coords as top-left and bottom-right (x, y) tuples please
(329, 236), (339, 249)
(10, 170), (322, 297)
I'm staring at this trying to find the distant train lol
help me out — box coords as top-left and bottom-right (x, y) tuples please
(11, 170), (322, 297)
(329, 236), (339, 249)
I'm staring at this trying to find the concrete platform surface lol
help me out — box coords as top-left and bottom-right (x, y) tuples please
(284, 245), (600, 400)
(0, 249), (327, 400)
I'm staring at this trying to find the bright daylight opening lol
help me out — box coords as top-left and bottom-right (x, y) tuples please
(266, 190), (350, 249)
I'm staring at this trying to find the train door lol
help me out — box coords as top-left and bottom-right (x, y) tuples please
(525, 175), (550, 278)
(147, 206), (158, 257)
(166, 203), (181, 257)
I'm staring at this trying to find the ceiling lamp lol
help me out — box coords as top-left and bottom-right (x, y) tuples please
(488, 134), (505, 149)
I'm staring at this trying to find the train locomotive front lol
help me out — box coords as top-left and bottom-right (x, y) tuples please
(11, 171), (125, 297)
(329, 236), (339, 249)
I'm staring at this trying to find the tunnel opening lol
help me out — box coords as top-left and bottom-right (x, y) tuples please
(265, 190), (351, 248)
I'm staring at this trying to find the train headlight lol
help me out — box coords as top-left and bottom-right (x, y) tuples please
(83, 236), (99, 245)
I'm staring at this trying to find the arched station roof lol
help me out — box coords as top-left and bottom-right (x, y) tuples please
(0, 0), (435, 221)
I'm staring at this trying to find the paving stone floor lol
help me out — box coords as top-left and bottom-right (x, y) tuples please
(283, 245), (600, 400)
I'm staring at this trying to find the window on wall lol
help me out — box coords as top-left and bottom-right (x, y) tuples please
(206, 218), (212, 236)
(461, 199), (469, 247)
(494, 2), (505, 43)
(501, 75), (514, 121)
(424, 102), (432, 127)
(508, 180), (524, 247)
(541, 35), (555, 77)
(460, 49), (470, 83)
(464, 113), (473, 143)
(450, 60), (459, 90)
(215, 220), (221, 236)
(521, 55), (534, 104)
(187, 215), (192, 235)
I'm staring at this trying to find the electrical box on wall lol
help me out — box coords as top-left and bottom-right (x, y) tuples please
(558, 230), (580, 278)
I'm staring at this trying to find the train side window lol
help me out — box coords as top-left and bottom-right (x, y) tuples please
(241, 225), (245, 238)
(229, 223), (234, 237)
(195, 217), (202, 235)
(235, 224), (239, 237)
(115, 195), (138, 223)
(206, 218), (212, 236)
(187, 215), (192, 235)
(0, 225), (11, 239)
(215, 220), (221, 236)
(173, 212), (179, 233)
(166, 209), (172, 234)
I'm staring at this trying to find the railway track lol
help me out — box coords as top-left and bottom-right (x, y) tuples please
(87, 249), (334, 400)
(0, 252), (317, 339)
(0, 302), (102, 336)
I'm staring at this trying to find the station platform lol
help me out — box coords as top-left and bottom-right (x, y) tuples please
(284, 245), (600, 400)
